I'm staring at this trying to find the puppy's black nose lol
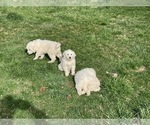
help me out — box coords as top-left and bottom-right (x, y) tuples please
(69, 57), (71, 59)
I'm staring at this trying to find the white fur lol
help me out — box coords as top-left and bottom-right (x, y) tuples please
(26, 39), (62, 63)
(74, 68), (101, 96)
(58, 49), (76, 77)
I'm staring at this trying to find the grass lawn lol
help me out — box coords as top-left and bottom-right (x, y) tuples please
(0, 7), (150, 119)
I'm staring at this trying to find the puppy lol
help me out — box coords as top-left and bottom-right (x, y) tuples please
(26, 39), (62, 63)
(58, 49), (76, 77)
(74, 68), (101, 96)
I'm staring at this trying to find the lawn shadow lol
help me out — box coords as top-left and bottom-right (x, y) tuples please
(45, 54), (61, 65)
(0, 95), (49, 124)
(71, 75), (76, 88)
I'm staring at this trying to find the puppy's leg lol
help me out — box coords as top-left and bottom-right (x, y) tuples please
(71, 65), (75, 76)
(39, 54), (44, 59)
(86, 90), (91, 96)
(48, 54), (56, 63)
(84, 85), (91, 96)
(64, 67), (69, 77)
(33, 52), (41, 60)
(58, 64), (63, 71)
(94, 87), (100, 92)
(56, 52), (62, 61)
(77, 90), (82, 96)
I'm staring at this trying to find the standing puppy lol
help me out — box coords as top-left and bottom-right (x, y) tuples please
(58, 49), (76, 77)
(26, 39), (62, 63)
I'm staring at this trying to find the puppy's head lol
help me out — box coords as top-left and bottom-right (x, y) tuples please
(26, 42), (35, 54)
(75, 82), (87, 96)
(63, 49), (76, 60)
(77, 88), (86, 96)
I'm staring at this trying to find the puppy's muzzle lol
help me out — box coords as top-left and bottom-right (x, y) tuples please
(69, 57), (72, 59)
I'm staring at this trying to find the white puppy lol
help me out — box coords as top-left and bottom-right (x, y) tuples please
(58, 49), (76, 77)
(74, 68), (101, 96)
(26, 39), (62, 63)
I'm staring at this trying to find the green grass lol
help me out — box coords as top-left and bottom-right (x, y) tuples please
(0, 7), (150, 119)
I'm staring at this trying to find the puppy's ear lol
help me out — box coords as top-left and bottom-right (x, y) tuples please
(62, 51), (66, 57)
(74, 52), (76, 57)
(56, 43), (61, 48)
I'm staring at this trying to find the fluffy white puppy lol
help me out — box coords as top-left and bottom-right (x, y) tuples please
(58, 49), (76, 77)
(74, 68), (101, 96)
(26, 39), (62, 63)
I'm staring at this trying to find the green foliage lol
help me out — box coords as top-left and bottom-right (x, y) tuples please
(0, 7), (150, 119)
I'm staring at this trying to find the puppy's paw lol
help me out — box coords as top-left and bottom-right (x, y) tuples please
(94, 87), (100, 92)
(58, 65), (63, 71)
(33, 58), (38, 60)
(86, 91), (91, 96)
(71, 72), (75, 76)
(65, 73), (69, 77)
(48, 61), (54, 63)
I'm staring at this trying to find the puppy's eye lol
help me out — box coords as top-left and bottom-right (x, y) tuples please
(81, 89), (84, 91)
(71, 54), (72, 55)
(67, 54), (69, 55)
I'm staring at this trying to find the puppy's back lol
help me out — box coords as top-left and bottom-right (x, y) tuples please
(75, 68), (95, 84)
(75, 68), (100, 86)
(43, 40), (60, 46)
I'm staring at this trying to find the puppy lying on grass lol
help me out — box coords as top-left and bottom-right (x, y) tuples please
(74, 68), (101, 96)
(26, 39), (62, 63)
(58, 49), (76, 77)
